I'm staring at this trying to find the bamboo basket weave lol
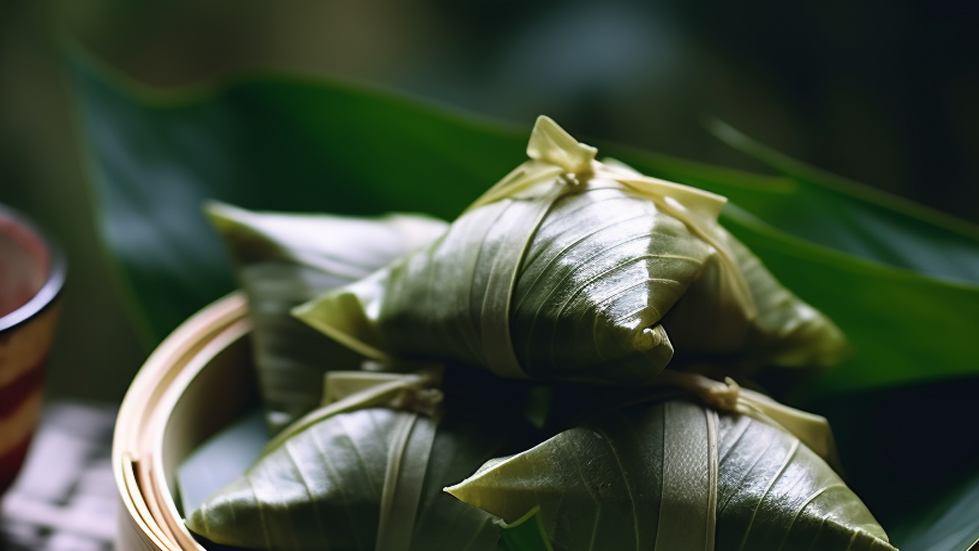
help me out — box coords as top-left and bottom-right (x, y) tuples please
(112, 293), (256, 551)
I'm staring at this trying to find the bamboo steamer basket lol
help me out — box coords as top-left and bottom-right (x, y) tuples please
(113, 293), (256, 551)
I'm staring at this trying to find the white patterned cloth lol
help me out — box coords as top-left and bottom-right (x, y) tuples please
(1, 402), (117, 551)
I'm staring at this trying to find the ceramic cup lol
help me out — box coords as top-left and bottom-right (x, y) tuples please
(0, 203), (65, 496)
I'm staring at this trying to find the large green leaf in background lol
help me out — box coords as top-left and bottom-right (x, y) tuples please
(68, 50), (979, 550)
(605, 124), (979, 284)
(69, 51), (526, 344)
(68, 51), (979, 394)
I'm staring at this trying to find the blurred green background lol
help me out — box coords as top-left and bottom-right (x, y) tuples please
(2, 0), (977, 404)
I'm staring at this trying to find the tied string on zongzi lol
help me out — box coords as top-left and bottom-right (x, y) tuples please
(187, 116), (886, 551)
(445, 370), (894, 551)
(185, 361), (534, 551)
(469, 115), (757, 321)
(264, 368), (443, 551)
(203, 202), (450, 432)
(294, 115), (847, 388)
(543, 368), (841, 474)
(463, 116), (757, 381)
(263, 366), (445, 455)
(647, 369), (840, 471)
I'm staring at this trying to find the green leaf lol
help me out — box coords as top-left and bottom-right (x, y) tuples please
(69, 49), (979, 395)
(708, 119), (979, 283)
(605, 122), (979, 284)
(69, 47), (979, 549)
(720, 205), (979, 394)
(889, 468), (979, 551)
(497, 508), (554, 551)
(186, 375), (534, 551)
(448, 396), (896, 551)
(807, 376), (979, 551)
(205, 202), (447, 431)
(295, 119), (846, 387)
(176, 409), (268, 518)
(68, 50), (525, 343)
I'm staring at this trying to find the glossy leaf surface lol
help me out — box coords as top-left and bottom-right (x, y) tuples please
(719, 205), (979, 394)
(70, 50), (979, 549)
(206, 202), (446, 430)
(888, 467), (979, 551)
(69, 52), (524, 343)
(605, 124), (979, 285)
(71, 50), (979, 394)
(186, 387), (530, 551)
(706, 120), (979, 283)
(296, 119), (846, 385)
(448, 397), (896, 551)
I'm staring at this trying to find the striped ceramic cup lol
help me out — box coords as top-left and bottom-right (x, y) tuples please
(0, 203), (65, 496)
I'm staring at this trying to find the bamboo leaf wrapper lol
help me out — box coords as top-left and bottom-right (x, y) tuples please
(295, 116), (847, 385)
(186, 371), (534, 551)
(447, 393), (896, 551)
(205, 202), (447, 429)
(186, 116), (887, 551)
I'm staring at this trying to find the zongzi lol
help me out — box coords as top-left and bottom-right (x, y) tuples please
(447, 384), (896, 551)
(295, 116), (846, 386)
(205, 202), (447, 430)
(186, 369), (537, 551)
(186, 116), (885, 551)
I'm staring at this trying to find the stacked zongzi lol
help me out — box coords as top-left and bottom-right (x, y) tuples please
(184, 116), (892, 551)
